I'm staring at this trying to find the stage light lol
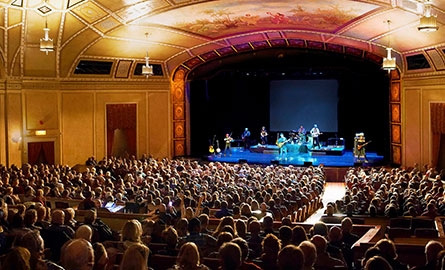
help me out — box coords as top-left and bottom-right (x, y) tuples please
(418, 0), (438, 32)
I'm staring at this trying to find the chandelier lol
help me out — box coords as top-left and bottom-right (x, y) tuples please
(39, 4), (54, 55)
(382, 20), (396, 71)
(418, 0), (439, 32)
(142, 33), (154, 77)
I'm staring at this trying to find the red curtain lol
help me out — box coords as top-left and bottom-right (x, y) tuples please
(28, 142), (42, 165)
(106, 104), (137, 157)
(431, 103), (445, 167)
(41, 142), (55, 165)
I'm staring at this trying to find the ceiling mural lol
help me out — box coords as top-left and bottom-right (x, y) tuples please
(0, 0), (443, 80)
(141, 0), (381, 37)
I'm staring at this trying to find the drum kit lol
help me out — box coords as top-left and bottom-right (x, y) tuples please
(289, 130), (311, 144)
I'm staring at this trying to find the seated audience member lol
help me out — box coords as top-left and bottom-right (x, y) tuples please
(64, 208), (77, 229)
(421, 203), (438, 218)
(292, 225), (308, 246)
(121, 219), (143, 249)
(173, 242), (209, 270)
(83, 209), (113, 243)
(411, 240), (444, 270)
(247, 220), (263, 258)
(199, 214), (211, 235)
(43, 209), (74, 261)
(298, 241), (317, 270)
(327, 226), (346, 263)
(374, 239), (407, 270)
(213, 217), (236, 238)
(181, 218), (216, 256)
(262, 216), (275, 237)
(311, 222), (328, 237)
(341, 217), (359, 249)
(231, 237), (262, 270)
(278, 245), (305, 270)
(176, 218), (189, 238)
(215, 201), (232, 219)
(76, 225), (93, 242)
(236, 220), (248, 239)
(311, 235), (345, 268)
(361, 247), (383, 269)
(279, 225), (292, 247)
(261, 233), (282, 270)
(23, 209), (41, 231)
(219, 242), (242, 270)
(159, 226), (179, 256)
(120, 243), (151, 270)
(78, 191), (97, 210)
(2, 246), (31, 270)
(61, 239), (94, 270)
(364, 256), (393, 270)
(92, 243), (108, 270)
(35, 206), (50, 229)
(16, 230), (64, 270)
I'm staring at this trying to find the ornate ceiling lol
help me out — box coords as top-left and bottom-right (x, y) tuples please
(0, 0), (444, 80)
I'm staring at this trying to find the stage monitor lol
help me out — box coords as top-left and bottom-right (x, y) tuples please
(269, 80), (339, 132)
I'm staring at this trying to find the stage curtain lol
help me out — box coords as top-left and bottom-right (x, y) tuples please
(106, 104), (137, 157)
(28, 142), (42, 165)
(431, 103), (445, 168)
(41, 142), (55, 165)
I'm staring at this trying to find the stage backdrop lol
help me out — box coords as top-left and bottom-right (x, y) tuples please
(270, 80), (339, 132)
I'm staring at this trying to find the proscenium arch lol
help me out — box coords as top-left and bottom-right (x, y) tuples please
(170, 38), (402, 161)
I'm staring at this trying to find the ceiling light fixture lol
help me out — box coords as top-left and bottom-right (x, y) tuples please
(141, 33), (154, 78)
(382, 20), (396, 71)
(39, 1), (54, 55)
(418, 0), (439, 32)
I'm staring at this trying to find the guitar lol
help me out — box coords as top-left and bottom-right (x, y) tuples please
(216, 140), (221, 153)
(357, 140), (372, 150)
(277, 138), (291, 148)
(209, 135), (216, 154)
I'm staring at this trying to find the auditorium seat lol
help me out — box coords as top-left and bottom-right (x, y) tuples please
(150, 255), (176, 270)
(414, 228), (438, 238)
(411, 218), (435, 231)
(388, 227), (411, 239)
(389, 218), (412, 229)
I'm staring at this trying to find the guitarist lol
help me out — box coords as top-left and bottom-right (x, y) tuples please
(242, 128), (251, 150)
(224, 133), (234, 156)
(260, 126), (268, 145)
(356, 133), (369, 163)
(276, 133), (289, 155)
(310, 124), (321, 149)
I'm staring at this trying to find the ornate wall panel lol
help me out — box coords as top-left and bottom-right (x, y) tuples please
(390, 69), (402, 165)
(171, 67), (188, 156)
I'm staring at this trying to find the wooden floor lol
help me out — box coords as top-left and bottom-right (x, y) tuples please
(304, 182), (345, 224)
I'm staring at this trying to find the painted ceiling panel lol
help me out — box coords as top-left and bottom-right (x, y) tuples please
(95, 0), (148, 12)
(0, 8), (5, 27)
(228, 33), (266, 45)
(8, 8), (22, 26)
(62, 12), (86, 45)
(116, 0), (170, 23)
(24, 47), (56, 77)
(108, 25), (207, 48)
(94, 16), (121, 33)
(7, 26), (21, 69)
(71, 1), (108, 24)
(341, 9), (419, 40)
(83, 38), (182, 60)
(139, 0), (381, 38)
(189, 42), (226, 56)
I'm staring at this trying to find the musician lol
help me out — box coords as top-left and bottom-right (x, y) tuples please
(242, 128), (251, 150)
(224, 133), (233, 156)
(260, 126), (268, 145)
(310, 124), (321, 149)
(297, 125), (306, 143)
(356, 133), (368, 163)
(276, 133), (288, 155)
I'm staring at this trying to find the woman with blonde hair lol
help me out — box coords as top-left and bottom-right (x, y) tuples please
(121, 219), (142, 248)
(173, 242), (209, 270)
(120, 243), (150, 270)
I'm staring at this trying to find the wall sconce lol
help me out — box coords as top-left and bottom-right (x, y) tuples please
(35, 130), (47, 136)
(11, 135), (22, 143)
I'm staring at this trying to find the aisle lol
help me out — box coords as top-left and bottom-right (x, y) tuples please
(304, 182), (346, 224)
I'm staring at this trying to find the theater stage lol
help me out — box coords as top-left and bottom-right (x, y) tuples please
(206, 147), (384, 167)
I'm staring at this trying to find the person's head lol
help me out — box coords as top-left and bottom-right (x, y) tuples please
(279, 225), (292, 244)
(312, 222), (328, 237)
(364, 256), (392, 270)
(292, 225), (308, 245)
(219, 242), (242, 270)
(64, 208), (76, 224)
(120, 243), (149, 270)
(310, 235), (327, 254)
(188, 218), (201, 233)
(280, 133), (284, 138)
(217, 232), (233, 248)
(36, 206), (46, 221)
(16, 230), (45, 259)
(341, 217), (353, 233)
(328, 226), (342, 242)
(177, 242), (201, 269)
(75, 225), (93, 242)
(121, 219), (142, 243)
(249, 220), (261, 235)
(425, 240), (444, 263)
(92, 243), (108, 270)
(231, 238), (249, 262)
(24, 209), (38, 227)
(374, 239), (397, 260)
(298, 241), (317, 268)
(61, 239), (94, 270)
(278, 245), (304, 270)
(362, 247), (382, 268)
(162, 226), (178, 248)
(51, 209), (65, 225)
(84, 210), (97, 224)
(2, 247), (31, 270)
(262, 233), (282, 256)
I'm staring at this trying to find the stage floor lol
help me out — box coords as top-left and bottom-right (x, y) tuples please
(207, 147), (384, 167)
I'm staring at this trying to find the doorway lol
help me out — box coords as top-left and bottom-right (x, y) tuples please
(28, 141), (55, 165)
